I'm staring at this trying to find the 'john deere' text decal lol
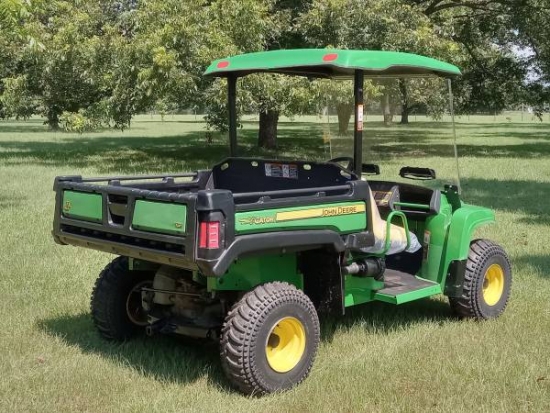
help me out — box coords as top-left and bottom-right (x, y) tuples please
(237, 202), (366, 227)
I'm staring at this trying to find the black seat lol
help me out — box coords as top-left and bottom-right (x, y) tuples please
(368, 180), (440, 219)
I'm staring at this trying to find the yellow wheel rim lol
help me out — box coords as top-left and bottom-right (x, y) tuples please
(482, 264), (505, 306)
(265, 317), (306, 373)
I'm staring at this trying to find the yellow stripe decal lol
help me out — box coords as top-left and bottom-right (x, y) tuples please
(276, 203), (365, 222)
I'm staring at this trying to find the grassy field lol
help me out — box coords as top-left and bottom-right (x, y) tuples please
(1, 114), (549, 412)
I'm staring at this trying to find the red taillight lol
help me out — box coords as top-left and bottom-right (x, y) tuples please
(199, 221), (220, 249)
(199, 222), (207, 248)
(207, 222), (219, 249)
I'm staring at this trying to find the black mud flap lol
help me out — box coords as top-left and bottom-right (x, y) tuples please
(445, 259), (467, 297)
(299, 249), (344, 315)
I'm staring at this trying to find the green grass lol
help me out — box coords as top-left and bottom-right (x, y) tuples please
(1, 114), (549, 412)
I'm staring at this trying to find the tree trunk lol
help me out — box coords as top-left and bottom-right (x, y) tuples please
(400, 107), (410, 124)
(258, 109), (279, 149)
(46, 108), (60, 130)
(399, 79), (410, 124)
(382, 91), (392, 126)
(336, 103), (353, 135)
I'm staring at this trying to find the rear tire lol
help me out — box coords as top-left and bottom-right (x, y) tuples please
(449, 239), (512, 320)
(91, 256), (153, 340)
(220, 282), (320, 395)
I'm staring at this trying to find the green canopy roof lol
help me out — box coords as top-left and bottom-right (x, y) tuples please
(204, 49), (461, 79)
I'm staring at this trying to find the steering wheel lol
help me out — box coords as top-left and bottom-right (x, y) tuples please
(328, 156), (355, 172)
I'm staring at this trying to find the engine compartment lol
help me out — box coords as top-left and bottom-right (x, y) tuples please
(142, 266), (225, 338)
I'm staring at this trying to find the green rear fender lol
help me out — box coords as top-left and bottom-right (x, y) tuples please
(441, 204), (495, 294)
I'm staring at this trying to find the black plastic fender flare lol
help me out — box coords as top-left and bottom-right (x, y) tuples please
(196, 230), (346, 277)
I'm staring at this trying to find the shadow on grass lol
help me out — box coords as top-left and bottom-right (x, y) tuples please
(0, 134), (229, 173)
(0, 128), (329, 174)
(455, 122), (550, 131)
(461, 178), (550, 225)
(38, 313), (231, 390)
(38, 297), (454, 389)
(0, 194), (27, 209)
(514, 255), (550, 278)
(0, 119), (50, 134)
(320, 298), (454, 342)
(3, 124), (549, 175)
(364, 141), (550, 160)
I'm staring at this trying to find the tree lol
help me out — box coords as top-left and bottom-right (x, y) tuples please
(191, 0), (318, 149)
(0, 1), (122, 128)
(0, 0), (238, 129)
(299, 0), (463, 125)
(240, 74), (316, 148)
(123, 0), (290, 147)
(39, 7), (111, 128)
(2, 0), (545, 134)
(208, 0), (287, 148)
(407, 0), (550, 79)
(299, 0), (546, 120)
(0, 0), (46, 118)
(406, 0), (545, 112)
(316, 79), (380, 134)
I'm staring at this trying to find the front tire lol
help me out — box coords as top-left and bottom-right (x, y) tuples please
(220, 282), (320, 395)
(449, 239), (512, 319)
(90, 256), (154, 340)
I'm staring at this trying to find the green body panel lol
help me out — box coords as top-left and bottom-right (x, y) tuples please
(126, 192), (490, 306)
(374, 281), (442, 305)
(417, 197), (494, 293)
(344, 276), (384, 307)
(62, 191), (102, 223)
(440, 203), (495, 274)
(419, 197), (453, 282)
(90, 187), (490, 307)
(132, 200), (187, 235)
(205, 49), (461, 78)
(235, 201), (367, 234)
(207, 254), (303, 291)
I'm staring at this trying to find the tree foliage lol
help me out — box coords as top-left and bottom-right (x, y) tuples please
(407, 0), (547, 111)
(299, 0), (463, 124)
(0, 0), (547, 137)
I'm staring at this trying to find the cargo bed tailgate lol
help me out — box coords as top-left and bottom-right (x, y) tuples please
(52, 173), (207, 270)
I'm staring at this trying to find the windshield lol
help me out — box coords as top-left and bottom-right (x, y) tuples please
(321, 77), (460, 189)
(229, 75), (460, 190)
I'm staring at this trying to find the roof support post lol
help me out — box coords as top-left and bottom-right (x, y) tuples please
(447, 78), (461, 193)
(228, 75), (238, 156)
(353, 70), (364, 176)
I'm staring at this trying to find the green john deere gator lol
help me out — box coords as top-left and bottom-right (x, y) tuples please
(52, 49), (512, 395)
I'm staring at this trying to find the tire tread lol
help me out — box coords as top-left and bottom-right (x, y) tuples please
(90, 256), (152, 341)
(449, 239), (511, 319)
(220, 282), (320, 395)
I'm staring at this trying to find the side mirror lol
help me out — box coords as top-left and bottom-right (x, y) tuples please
(399, 166), (436, 180)
(361, 163), (380, 175)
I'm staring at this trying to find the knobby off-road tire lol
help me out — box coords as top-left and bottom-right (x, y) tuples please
(220, 282), (320, 395)
(91, 256), (153, 340)
(449, 239), (512, 320)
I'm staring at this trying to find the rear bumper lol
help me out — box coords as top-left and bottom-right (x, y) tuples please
(55, 230), (198, 270)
